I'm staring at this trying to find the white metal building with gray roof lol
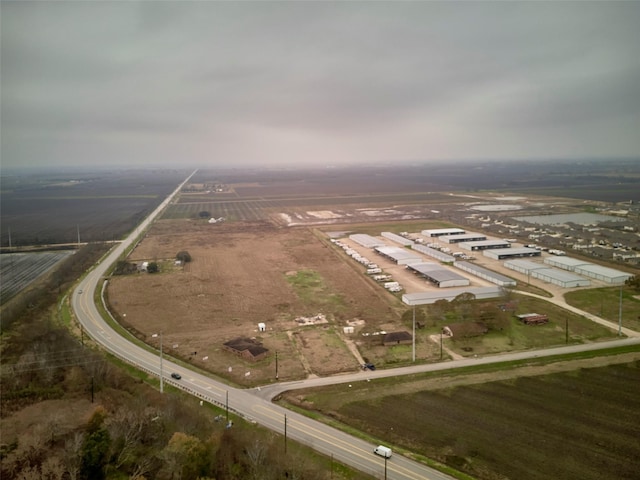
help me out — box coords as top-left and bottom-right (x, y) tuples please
(422, 228), (466, 237)
(349, 234), (386, 248)
(454, 261), (517, 287)
(412, 244), (455, 262)
(406, 262), (470, 288)
(402, 286), (503, 305)
(460, 239), (512, 251)
(484, 247), (541, 260)
(381, 231), (414, 246)
(374, 246), (423, 265)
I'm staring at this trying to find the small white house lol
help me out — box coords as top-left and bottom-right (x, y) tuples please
(258, 322), (266, 332)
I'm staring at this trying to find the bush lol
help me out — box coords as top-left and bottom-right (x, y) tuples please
(176, 251), (192, 263)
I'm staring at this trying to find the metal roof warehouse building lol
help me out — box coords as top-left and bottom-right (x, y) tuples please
(406, 262), (470, 288)
(374, 246), (423, 265)
(454, 261), (517, 287)
(504, 259), (591, 288)
(349, 234), (386, 248)
(440, 233), (487, 244)
(402, 286), (503, 305)
(412, 244), (455, 262)
(460, 239), (512, 251)
(484, 247), (541, 260)
(381, 231), (414, 246)
(543, 256), (632, 284)
(422, 228), (466, 237)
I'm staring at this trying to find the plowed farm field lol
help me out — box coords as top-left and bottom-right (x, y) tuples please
(106, 219), (407, 386)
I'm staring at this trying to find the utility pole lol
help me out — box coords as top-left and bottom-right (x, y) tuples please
(565, 318), (568, 344)
(275, 351), (279, 380)
(440, 331), (443, 360)
(226, 391), (229, 422)
(160, 332), (164, 393)
(618, 285), (623, 336)
(412, 305), (416, 362)
(284, 414), (288, 454)
(384, 455), (388, 480)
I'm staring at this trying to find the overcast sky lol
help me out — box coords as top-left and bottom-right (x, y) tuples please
(2, 1), (639, 170)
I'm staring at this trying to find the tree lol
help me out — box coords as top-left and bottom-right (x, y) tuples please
(161, 432), (210, 480)
(176, 251), (192, 263)
(625, 274), (640, 292)
(198, 211), (210, 219)
(147, 262), (159, 274)
(80, 408), (111, 480)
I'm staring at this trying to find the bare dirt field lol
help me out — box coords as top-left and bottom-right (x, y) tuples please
(107, 219), (409, 386)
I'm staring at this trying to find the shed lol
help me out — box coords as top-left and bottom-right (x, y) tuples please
(223, 337), (269, 362)
(516, 313), (549, 325)
(383, 331), (413, 346)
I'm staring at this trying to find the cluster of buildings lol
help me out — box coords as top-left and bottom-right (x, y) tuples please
(334, 227), (633, 307)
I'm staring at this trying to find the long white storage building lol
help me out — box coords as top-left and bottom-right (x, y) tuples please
(504, 259), (591, 288)
(412, 244), (455, 262)
(454, 261), (517, 287)
(381, 231), (414, 246)
(460, 239), (512, 251)
(406, 262), (470, 288)
(374, 246), (423, 265)
(402, 286), (503, 305)
(422, 228), (465, 237)
(349, 234), (386, 248)
(440, 233), (487, 244)
(484, 247), (541, 260)
(543, 256), (632, 284)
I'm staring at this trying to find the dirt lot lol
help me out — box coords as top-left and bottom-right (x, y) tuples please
(107, 219), (408, 386)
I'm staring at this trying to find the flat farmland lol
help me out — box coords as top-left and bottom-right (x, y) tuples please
(0, 169), (190, 247)
(0, 251), (74, 304)
(283, 358), (640, 480)
(163, 199), (270, 221)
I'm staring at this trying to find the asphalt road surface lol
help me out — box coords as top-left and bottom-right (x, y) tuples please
(72, 171), (640, 480)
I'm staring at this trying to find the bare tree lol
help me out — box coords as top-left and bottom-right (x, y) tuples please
(41, 457), (65, 480)
(63, 432), (84, 480)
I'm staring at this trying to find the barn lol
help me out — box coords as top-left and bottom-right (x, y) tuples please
(383, 331), (413, 346)
(223, 337), (269, 362)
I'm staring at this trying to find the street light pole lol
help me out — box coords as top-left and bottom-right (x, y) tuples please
(275, 351), (279, 380)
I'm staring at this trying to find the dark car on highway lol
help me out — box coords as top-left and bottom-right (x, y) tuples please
(171, 372), (181, 380)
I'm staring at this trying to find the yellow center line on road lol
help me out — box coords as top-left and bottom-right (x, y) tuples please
(189, 378), (225, 396)
(252, 405), (428, 480)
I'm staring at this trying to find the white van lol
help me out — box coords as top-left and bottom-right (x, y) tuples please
(373, 445), (392, 458)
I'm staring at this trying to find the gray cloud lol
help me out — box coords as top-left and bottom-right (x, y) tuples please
(2, 1), (639, 168)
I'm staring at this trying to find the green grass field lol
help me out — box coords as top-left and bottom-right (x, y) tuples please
(566, 286), (640, 332)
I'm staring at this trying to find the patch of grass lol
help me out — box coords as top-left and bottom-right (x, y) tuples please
(285, 269), (347, 312)
(566, 285), (640, 332)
